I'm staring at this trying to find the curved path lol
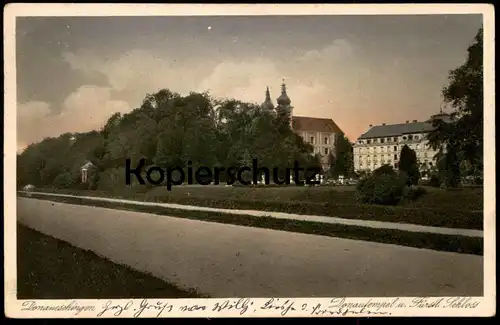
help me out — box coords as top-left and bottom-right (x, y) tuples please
(17, 198), (483, 298)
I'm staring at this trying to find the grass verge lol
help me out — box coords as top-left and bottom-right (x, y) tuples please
(17, 223), (207, 299)
(28, 188), (483, 230)
(19, 193), (483, 256)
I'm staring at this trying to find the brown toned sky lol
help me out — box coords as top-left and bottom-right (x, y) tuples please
(16, 14), (482, 152)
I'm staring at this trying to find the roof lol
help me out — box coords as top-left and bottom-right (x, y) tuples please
(81, 161), (96, 169)
(358, 113), (453, 139)
(292, 116), (343, 134)
(358, 122), (434, 139)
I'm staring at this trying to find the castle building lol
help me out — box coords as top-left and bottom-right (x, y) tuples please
(352, 112), (452, 173)
(261, 81), (344, 171)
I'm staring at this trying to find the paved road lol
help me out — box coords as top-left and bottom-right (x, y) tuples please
(17, 197), (483, 297)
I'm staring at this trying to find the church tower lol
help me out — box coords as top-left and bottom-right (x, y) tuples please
(276, 79), (293, 129)
(261, 86), (275, 110)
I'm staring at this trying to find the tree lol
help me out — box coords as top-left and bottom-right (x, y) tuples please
(427, 27), (483, 186)
(398, 145), (420, 186)
(330, 133), (354, 178)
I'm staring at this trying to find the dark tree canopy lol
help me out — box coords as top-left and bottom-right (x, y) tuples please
(398, 145), (420, 186)
(427, 27), (484, 186)
(17, 89), (321, 189)
(329, 133), (354, 178)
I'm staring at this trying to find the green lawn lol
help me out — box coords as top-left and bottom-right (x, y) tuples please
(17, 224), (206, 299)
(30, 185), (484, 230)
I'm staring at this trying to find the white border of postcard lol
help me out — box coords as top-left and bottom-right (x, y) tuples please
(4, 3), (496, 318)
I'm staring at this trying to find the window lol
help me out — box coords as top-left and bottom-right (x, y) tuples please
(373, 138), (378, 143)
(380, 138), (385, 143)
(324, 137), (328, 145)
(414, 135), (419, 140)
(310, 137), (314, 144)
(394, 146), (397, 151)
(408, 135), (413, 140)
(394, 154), (398, 160)
(367, 140), (371, 144)
(403, 136), (407, 140)
(393, 137), (398, 142)
(324, 148), (328, 155)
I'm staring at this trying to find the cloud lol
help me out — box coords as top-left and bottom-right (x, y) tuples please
(298, 39), (354, 63)
(17, 86), (129, 151)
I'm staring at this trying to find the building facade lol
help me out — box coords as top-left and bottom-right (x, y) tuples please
(352, 113), (451, 174)
(261, 81), (344, 171)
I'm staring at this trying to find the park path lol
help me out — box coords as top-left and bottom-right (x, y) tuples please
(17, 197), (483, 297)
(21, 191), (482, 238)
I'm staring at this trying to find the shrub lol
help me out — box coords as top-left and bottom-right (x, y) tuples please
(52, 172), (74, 189)
(372, 164), (396, 176)
(356, 172), (407, 206)
(404, 186), (428, 201)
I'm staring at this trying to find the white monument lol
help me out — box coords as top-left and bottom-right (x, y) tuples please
(80, 161), (96, 184)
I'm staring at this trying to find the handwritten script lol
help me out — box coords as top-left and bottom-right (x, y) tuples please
(19, 297), (482, 317)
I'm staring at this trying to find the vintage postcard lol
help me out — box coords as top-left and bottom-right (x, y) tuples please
(4, 3), (495, 318)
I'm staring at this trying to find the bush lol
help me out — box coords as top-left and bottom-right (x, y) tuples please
(372, 164), (396, 176)
(355, 172), (407, 206)
(52, 172), (74, 189)
(404, 186), (428, 201)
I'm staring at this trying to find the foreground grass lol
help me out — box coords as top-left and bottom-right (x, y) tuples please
(31, 187), (484, 230)
(20, 194), (483, 256)
(17, 224), (206, 299)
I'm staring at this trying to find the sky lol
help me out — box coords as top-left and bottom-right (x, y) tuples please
(16, 14), (482, 152)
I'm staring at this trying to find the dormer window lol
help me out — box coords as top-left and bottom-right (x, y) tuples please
(324, 137), (328, 145)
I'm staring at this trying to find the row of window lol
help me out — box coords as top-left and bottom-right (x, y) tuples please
(356, 161), (434, 168)
(357, 152), (430, 160)
(355, 143), (433, 153)
(357, 134), (422, 145)
(313, 147), (330, 155)
(309, 136), (331, 145)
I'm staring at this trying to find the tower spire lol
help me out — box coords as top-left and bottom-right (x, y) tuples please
(277, 79), (291, 106)
(261, 86), (274, 110)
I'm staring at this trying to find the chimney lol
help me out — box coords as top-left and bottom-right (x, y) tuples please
(405, 120), (409, 124)
(413, 120), (417, 123)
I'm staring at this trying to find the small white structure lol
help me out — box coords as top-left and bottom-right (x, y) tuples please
(320, 174), (324, 185)
(80, 161), (96, 184)
(315, 174), (321, 186)
(23, 184), (35, 191)
(23, 184), (35, 197)
(289, 174), (294, 185)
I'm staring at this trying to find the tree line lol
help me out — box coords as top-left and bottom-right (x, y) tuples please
(17, 90), (331, 190)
